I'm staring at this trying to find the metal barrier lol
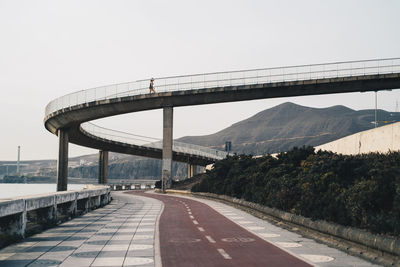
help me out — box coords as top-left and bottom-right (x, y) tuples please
(81, 122), (227, 160)
(45, 58), (400, 116)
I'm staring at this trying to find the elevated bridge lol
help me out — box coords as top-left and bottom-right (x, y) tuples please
(44, 58), (400, 192)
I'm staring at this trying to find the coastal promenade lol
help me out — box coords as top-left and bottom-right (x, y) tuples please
(0, 192), (162, 267)
(0, 191), (379, 266)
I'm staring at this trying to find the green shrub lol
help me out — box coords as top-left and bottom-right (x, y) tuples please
(192, 146), (400, 236)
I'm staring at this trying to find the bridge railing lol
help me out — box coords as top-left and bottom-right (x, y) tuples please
(45, 58), (400, 116)
(46, 58), (399, 161)
(80, 122), (227, 160)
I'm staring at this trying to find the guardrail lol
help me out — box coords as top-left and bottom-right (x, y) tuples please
(45, 58), (400, 163)
(45, 58), (400, 116)
(0, 185), (111, 243)
(81, 122), (227, 160)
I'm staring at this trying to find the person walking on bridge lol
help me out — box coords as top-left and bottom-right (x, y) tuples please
(149, 78), (155, 93)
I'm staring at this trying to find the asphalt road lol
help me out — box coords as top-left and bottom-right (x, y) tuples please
(128, 192), (311, 267)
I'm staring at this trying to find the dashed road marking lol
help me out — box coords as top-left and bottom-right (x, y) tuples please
(205, 235), (216, 243)
(193, 220), (199, 225)
(189, 215), (194, 219)
(197, 227), (205, 232)
(217, 248), (232, 259)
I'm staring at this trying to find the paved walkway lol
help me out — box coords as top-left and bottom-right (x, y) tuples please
(0, 191), (380, 267)
(138, 192), (380, 267)
(0, 192), (162, 267)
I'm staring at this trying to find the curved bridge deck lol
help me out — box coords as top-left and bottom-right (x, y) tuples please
(43, 58), (400, 191)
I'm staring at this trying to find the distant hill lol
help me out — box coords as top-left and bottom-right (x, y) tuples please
(178, 102), (400, 155)
(2, 102), (399, 180)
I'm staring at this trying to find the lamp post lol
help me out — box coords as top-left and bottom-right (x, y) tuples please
(374, 91), (377, 128)
(17, 146), (20, 176)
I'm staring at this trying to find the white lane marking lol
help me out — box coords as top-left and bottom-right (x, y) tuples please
(246, 226), (265, 230)
(300, 254), (334, 263)
(135, 228), (155, 232)
(188, 211), (192, 215)
(217, 248), (232, 259)
(0, 253), (15, 261)
(197, 227), (205, 232)
(124, 257), (154, 265)
(275, 242), (302, 248)
(128, 244), (154, 250)
(259, 233), (280, 238)
(189, 215), (194, 219)
(237, 220), (253, 224)
(132, 235), (153, 240)
(193, 220), (199, 225)
(229, 216), (244, 219)
(205, 235), (216, 243)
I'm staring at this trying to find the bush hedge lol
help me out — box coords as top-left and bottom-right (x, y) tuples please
(192, 146), (400, 236)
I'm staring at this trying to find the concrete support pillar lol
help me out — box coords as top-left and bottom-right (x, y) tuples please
(188, 164), (198, 178)
(46, 202), (57, 224)
(98, 150), (109, 184)
(57, 129), (69, 192)
(68, 197), (77, 217)
(17, 208), (27, 238)
(162, 107), (173, 193)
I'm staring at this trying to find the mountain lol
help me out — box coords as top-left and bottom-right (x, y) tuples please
(177, 102), (400, 155)
(2, 102), (399, 180)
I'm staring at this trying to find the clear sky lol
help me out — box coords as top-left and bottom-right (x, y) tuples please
(1, 0), (400, 161)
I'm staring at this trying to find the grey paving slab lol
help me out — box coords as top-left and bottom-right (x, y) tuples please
(0, 192), (162, 267)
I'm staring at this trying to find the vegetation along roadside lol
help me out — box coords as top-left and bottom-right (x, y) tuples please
(190, 146), (400, 236)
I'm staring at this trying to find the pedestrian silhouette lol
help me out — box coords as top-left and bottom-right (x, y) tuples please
(149, 78), (155, 93)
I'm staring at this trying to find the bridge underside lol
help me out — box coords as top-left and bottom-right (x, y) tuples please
(45, 72), (400, 191)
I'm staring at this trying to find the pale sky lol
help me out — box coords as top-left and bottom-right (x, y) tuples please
(1, 0), (400, 161)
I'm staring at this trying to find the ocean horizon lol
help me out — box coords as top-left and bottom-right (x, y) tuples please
(0, 183), (85, 199)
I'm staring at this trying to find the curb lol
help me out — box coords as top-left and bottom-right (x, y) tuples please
(191, 192), (400, 257)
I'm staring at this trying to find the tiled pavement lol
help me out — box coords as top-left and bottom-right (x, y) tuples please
(0, 192), (162, 267)
(0, 191), (381, 266)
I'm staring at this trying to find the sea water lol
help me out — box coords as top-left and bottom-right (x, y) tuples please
(0, 183), (85, 199)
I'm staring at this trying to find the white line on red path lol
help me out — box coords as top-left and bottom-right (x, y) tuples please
(205, 235), (216, 243)
(217, 248), (232, 260)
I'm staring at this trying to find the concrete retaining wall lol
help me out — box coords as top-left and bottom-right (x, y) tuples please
(316, 122), (400, 155)
(190, 192), (400, 257)
(0, 185), (111, 240)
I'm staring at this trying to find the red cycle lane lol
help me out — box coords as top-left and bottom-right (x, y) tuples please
(127, 192), (312, 267)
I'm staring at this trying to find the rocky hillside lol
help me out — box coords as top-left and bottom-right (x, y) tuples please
(178, 102), (400, 155)
(3, 102), (399, 180)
